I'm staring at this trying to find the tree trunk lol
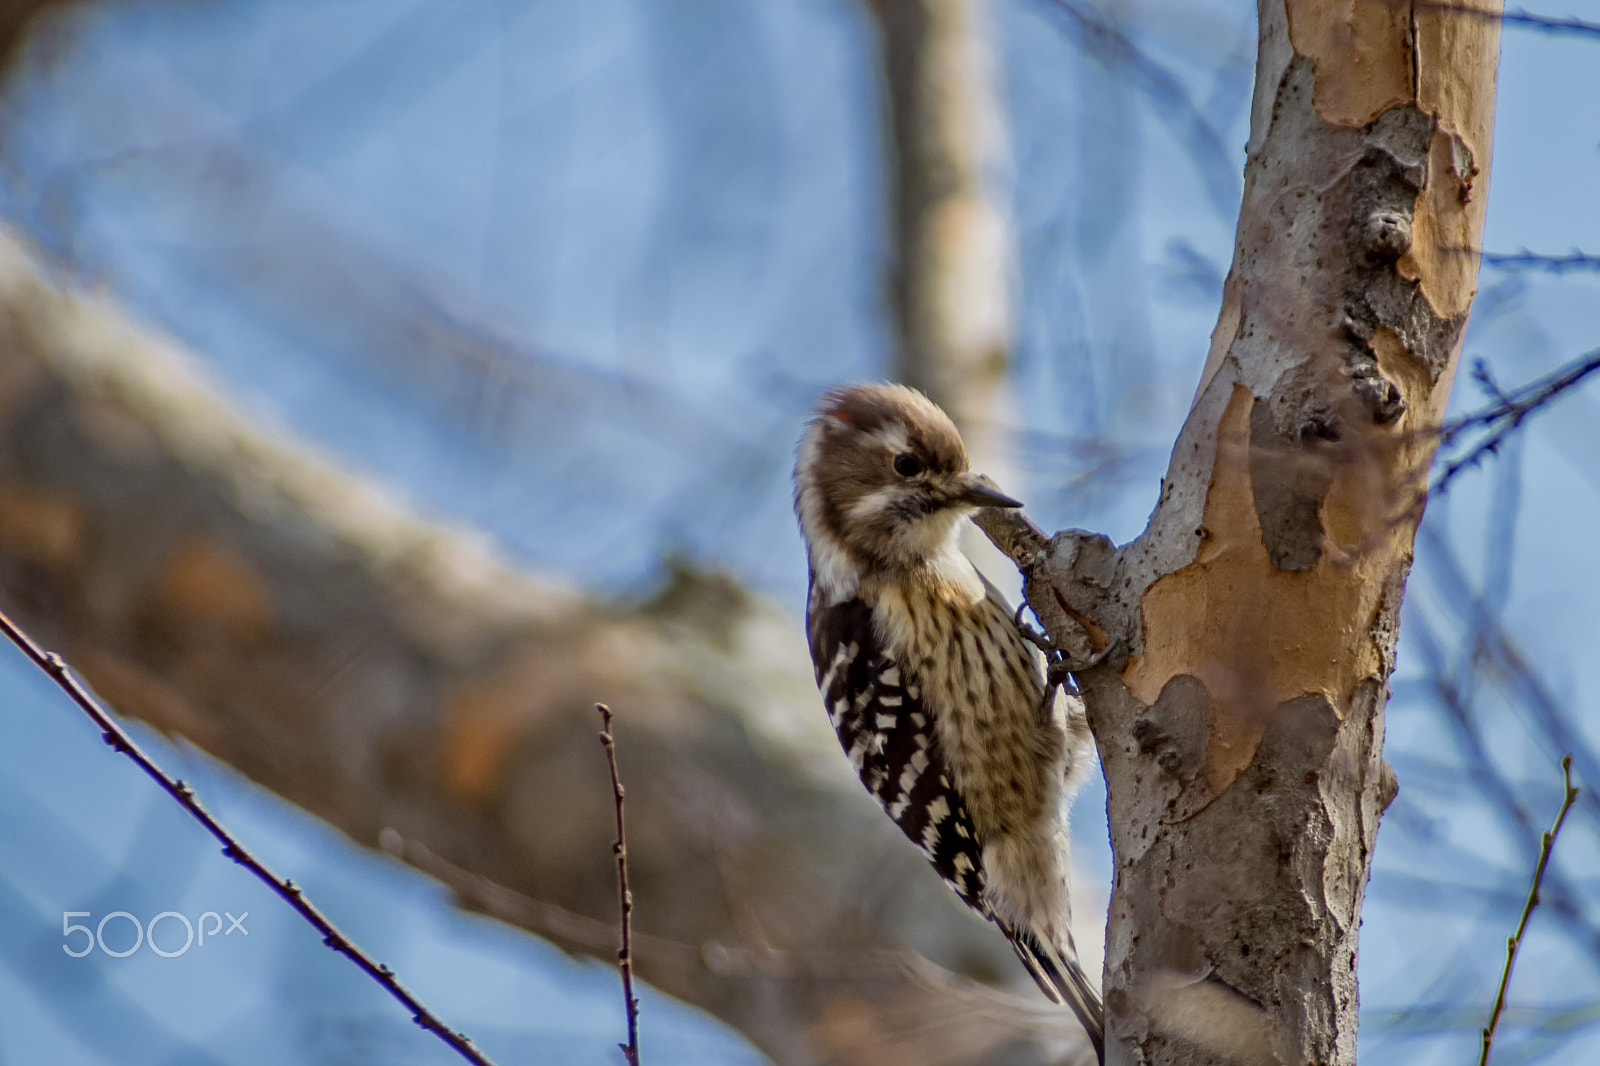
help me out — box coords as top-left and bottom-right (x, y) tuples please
(980, 1), (1502, 1062)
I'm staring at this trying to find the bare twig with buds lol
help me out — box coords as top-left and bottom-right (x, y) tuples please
(598, 703), (642, 1066)
(1479, 755), (1580, 1066)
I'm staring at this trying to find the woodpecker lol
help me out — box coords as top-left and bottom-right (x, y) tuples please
(794, 382), (1104, 1061)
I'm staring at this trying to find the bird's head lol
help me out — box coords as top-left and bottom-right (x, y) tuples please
(794, 382), (1022, 582)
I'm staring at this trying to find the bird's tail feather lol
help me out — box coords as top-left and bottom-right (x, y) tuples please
(1003, 922), (1105, 1064)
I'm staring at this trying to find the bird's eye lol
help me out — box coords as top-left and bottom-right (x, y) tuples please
(893, 453), (922, 477)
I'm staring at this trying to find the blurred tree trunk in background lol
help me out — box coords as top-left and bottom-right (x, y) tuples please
(0, 0), (71, 70)
(871, 0), (1013, 450)
(870, 0), (1021, 591)
(980, 1), (1503, 1062)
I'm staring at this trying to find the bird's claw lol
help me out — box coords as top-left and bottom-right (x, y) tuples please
(1021, 605), (1119, 719)
(1015, 602), (1117, 677)
(1055, 638), (1118, 677)
(1013, 601), (1055, 654)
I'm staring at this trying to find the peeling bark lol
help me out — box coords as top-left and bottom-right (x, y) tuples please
(980, 2), (1500, 1062)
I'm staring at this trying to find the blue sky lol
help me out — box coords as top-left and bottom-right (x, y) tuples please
(1, 0), (1599, 1063)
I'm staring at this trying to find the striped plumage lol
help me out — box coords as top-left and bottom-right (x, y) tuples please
(810, 594), (988, 909)
(794, 382), (1104, 1062)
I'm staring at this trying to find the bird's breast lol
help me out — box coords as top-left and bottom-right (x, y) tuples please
(869, 581), (1063, 841)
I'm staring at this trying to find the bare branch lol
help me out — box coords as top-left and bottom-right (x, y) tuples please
(598, 703), (642, 1066)
(1496, 5), (1600, 38)
(970, 506), (1051, 575)
(1418, 2), (1600, 39)
(1479, 755), (1581, 1066)
(1432, 346), (1600, 495)
(1482, 250), (1600, 274)
(0, 603), (497, 1066)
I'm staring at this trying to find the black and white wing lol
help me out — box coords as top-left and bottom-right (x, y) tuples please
(807, 587), (1108, 1062)
(806, 592), (987, 911)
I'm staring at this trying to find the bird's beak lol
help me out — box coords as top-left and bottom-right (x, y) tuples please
(956, 474), (1024, 510)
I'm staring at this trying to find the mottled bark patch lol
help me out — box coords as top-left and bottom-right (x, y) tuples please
(1134, 673), (1210, 789)
(1340, 106), (1469, 396)
(1248, 397), (1336, 571)
(1029, 528), (1120, 662)
(1102, 685), (1375, 1065)
(1229, 59), (1469, 439)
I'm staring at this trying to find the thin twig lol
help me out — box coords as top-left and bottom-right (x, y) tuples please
(1483, 250), (1600, 274)
(1479, 755), (1580, 1066)
(1307, 345), (1600, 552)
(0, 605), (496, 1066)
(1443, 351), (1600, 441)
(1415, 1), (1600, 40)
(598, 703), (641, 1066)
(1432, 346), (1600, 497)
(1499, 5), (1600, 38)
